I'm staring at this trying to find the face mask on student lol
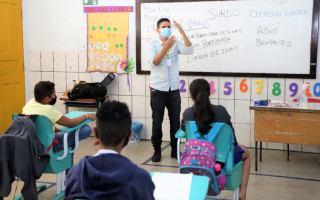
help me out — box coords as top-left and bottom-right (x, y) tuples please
(160, 28), (172, 38)
(49, 95), (57, 105)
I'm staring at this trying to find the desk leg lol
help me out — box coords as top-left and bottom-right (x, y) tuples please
(287, 144), (290, 161)
(97, 101), (101, 110)
(65, 105), (68, 114)
(260, 141), (262, 162)
(255, 141), (258, 171)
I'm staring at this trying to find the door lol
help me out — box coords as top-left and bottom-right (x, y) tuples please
(0, 0), (25, 134)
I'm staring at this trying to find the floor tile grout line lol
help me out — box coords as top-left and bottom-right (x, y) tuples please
(250, 173), (320, 182)
(141, 143), (171, 165)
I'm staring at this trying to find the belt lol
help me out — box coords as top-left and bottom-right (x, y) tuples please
(151, 88), (179, 92)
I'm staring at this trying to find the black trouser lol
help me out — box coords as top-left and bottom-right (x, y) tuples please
(150, 89), (181, 153)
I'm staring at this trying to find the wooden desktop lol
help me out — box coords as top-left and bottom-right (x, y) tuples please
(250, 105), (320, 171)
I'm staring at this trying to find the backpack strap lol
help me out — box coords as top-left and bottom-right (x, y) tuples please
(191, 122), (225, 143)
(205, 123), (225, 142)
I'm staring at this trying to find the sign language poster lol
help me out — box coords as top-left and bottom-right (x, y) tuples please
(87, 11), (129, 73)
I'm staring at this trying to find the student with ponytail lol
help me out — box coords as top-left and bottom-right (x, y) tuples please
(181, 78), (250, 200)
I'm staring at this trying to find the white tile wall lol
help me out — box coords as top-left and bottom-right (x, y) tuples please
(234, 100), (251, 124)
(53, 72), (66, 93)
(145, 96), (152, 119)
(163, 108), (169, 120)
(107, 74), (119, 95)
(145, 118), (153, 140)
(30, 72), (41, 91)
(66, 73), (79, 90)
(145, 75), (150, 97)
(79, 51), (88, 72)
(301, 145), (320, 153)
(66, 51), (79, 72)
(56, 92), (66, 114)
(29, 51), (41, 71)
(132, 74), (146, 96)
(210, 98), (219, 105)
(119, 74), (132, 96)
(41, 51), (54, 71)
(285, 144), (302, 152)
(79, 72), (92, 83)
(53, 52), (66, 72)
(91, 72), (105, 83)
(132, 96), (146, 118)
(250, 124), (255, 148)
(250, 107), (255, 125)
(180, 97), (189, 119)
(219, 99), (235, 123)
(234, 123), (251, 147)
(107, 95), (119, 101)
(42, 72), (54, 82)
(118, 95), (132, 113)
(162, 119), (170, 141)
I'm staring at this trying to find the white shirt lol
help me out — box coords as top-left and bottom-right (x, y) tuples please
(94, 149), (118, 156)
(147, 38), (194, 91)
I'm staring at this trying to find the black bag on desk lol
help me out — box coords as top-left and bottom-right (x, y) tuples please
(67, 83), (107, 100)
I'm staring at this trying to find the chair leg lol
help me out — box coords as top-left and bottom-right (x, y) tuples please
(233, 187), (239, 200)
(62, 170), (66, 191)
(56, 173), (61, 195)
(177, 138), (181, 163)
(52, 171), (66, 200)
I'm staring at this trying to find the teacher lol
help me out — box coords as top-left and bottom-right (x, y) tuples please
(147, 18), (194, 162)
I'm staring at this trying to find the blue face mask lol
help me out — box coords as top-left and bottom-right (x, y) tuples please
(160, 28), (172, 38)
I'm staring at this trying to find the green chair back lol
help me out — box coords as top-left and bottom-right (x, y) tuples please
(12, 114), (72, 174)
(184, 121), (242, 190)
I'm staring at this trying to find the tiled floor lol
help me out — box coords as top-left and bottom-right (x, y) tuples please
(4, 137), (320, 200)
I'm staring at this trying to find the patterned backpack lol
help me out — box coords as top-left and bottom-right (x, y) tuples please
(179, 123), (227, 196)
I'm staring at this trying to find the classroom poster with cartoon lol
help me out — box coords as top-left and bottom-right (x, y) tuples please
(87, 12), (129, 73)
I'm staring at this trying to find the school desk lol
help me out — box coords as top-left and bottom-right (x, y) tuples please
(150, 171), (209, 200)
(250, 106), (320, 171)
(59, 97), (107, 113)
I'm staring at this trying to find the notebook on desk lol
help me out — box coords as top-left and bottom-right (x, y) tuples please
(150, 172), (209, 200)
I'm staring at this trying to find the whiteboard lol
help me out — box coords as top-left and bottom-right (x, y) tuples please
(136, 0), (318, 78)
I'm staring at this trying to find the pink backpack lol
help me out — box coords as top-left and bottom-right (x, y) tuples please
(180, 138), (226, 195)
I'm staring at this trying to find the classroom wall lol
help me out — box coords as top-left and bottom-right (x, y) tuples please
(23, 0), (320, 153)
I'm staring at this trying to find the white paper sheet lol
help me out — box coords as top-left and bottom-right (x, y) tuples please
(152, 173), (193, 200)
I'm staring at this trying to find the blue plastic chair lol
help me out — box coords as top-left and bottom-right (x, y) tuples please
(175, 121), (243, 200)
(12, 111), (93, 200)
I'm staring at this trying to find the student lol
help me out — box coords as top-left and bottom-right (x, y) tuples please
(22, 81), (95, 164)
(181, 79), (250, 200)
(65, 100), (155, 200)
(148, 18), (193, 162)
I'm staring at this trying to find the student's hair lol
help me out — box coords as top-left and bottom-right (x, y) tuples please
(34, 81), (55, 102)
(96, 100), (132, 147)
(157, 18), (170, 28)
(189, 79), (215, 135)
